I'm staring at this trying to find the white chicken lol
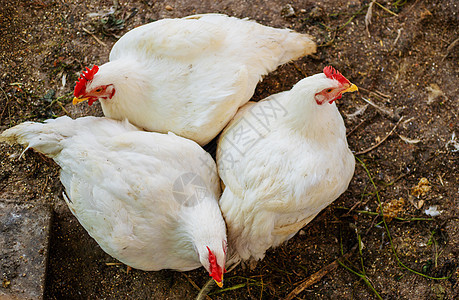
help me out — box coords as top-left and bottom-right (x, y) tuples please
(72, 13), (316, 145)
(0, 116), (228, 286)
(216, 66), (358, 264)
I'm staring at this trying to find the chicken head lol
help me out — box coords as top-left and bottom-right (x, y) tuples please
(72, 65), (115, 106)
(206, 246), (226, 287)
(314, 66), (358, 105)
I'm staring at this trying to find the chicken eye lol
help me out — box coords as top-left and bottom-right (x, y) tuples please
(95, 88), (103, 93)
(326, 88), (333, 93)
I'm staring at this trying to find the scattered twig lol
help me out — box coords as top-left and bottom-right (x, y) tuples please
(355, 116), (404, 155)
(442, 37), (459, 61)
(429, 231), (440, 268)
(207, 276), (262, 296)
(0, 86), (11, 122)
(319, 5), (368, 46)
(226, 261), (241, 273)
(47, 95), (71, 116)
(365, 215), (382, 235)
(284, 244), (357, 300)
(391, 28), (403, 50)
(40, 176), (49, 195)
(319, 22), (333, 31)
(292, 62), (308, 78)
(209, 283), (249, 294)
(337, 207), (433, 222)
(182, 273), (212, 300)
(105, 261), (131, 274)
(392, 0), (408, 9)
(321, 6), (369, 34)
(196, 261), (241, 300)
(382, 172), (408, 189)
(318, 31), (337, 48)
(402, 116), (414, 124)
(56, 101), (70, 115)
(374, 91), (391, 99)
(360, 96), (398, 120)
(365, 1), (375, 37)
(400, 0), (420, 17)
(374, 1), (398, 16)
(358, 87), (391, 99)
(259, 277), (264, 300)
(196, 278), (215, 300)
(82, 27), (108, 46)
(337, 6), (368, 31)
(343, 188), (367, 214)
(196, 261), (243, 300)
(438, 174), (444, 186)
(347, 118), (367, 137)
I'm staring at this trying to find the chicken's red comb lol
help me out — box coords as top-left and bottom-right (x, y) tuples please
(74, 65), (99, 97)
(207, 246), (223, 281)
(323, 66), (350, 85)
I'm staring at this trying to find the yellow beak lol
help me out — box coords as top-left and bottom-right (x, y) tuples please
(214, 278), (223, 288)
(342, 83), (358, 94)
(72, 96), (89, 105)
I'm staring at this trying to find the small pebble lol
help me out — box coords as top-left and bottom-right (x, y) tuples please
(165, 5), (173, 11)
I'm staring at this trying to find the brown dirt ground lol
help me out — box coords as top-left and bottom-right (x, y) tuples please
(0, 0), (458, 299)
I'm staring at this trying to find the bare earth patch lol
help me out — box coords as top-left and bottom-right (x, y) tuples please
(0, 0), (457, 299)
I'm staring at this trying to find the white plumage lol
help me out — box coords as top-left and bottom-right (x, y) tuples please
(73, 13), (316, 145)
(0, 116), (227, 285)
(216, 67), (357, 264)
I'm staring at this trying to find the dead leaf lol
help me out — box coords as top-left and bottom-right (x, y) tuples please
(411, 177), (431, 198)
(420, 8), (433, 19)
(2, 278), (11, 288)
(377, 197), (405, 222)
(418, 199), (424, 209)
(426, 83), (445, 104)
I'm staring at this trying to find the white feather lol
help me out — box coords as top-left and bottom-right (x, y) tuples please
(84, 14), (316, 145)
(0, 116), (227, 273)
(217, 72), (356, 264)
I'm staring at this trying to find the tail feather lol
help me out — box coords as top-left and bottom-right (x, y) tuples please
(278, 31), (316, 65)
(0, 116), (140, 158)
(0, 119), (67, 157)
(182, 13), (317, 67)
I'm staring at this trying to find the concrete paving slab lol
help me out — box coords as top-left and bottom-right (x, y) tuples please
(0, 201), (52, 300)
